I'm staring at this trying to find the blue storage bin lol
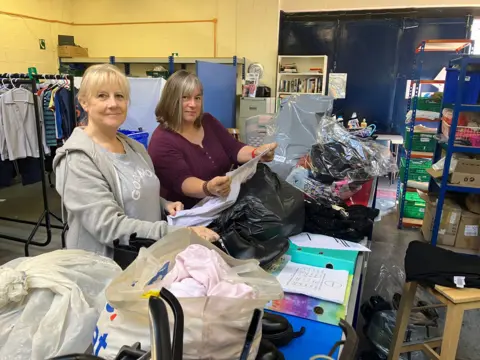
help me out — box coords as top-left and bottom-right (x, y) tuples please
(118, 129), (149, 149)
(444, 68), (480, 105)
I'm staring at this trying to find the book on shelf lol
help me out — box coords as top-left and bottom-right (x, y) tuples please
(278, 77), (323, 94)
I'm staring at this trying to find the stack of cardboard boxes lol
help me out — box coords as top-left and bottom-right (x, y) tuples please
(421, 194), (480, 251)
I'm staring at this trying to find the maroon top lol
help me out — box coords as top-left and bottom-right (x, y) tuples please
(148, 113), (246, 209)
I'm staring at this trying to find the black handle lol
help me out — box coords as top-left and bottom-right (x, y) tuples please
(148, 297), (172, 360)
(160, 288), (184, 360)
(239, 309), (263, 360)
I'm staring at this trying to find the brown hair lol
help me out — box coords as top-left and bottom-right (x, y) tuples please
(155, 70), (203, 132)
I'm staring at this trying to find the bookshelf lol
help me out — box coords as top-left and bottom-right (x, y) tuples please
(276, 55), (328, 103)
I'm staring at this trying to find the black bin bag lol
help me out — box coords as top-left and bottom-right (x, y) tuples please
(210, 163), (305, 268)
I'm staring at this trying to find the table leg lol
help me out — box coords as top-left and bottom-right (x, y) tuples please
(391, 143), (400, 185)
(439, 302), (464, 360)
(388, 282), (417, 360)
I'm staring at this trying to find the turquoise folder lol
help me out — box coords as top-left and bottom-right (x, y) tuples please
(286, 241), (359, 274)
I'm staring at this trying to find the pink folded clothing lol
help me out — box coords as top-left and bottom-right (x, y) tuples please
(158, 244), (254, 299)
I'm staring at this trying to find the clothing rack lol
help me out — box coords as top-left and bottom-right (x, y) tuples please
(0, 73), (76, 255)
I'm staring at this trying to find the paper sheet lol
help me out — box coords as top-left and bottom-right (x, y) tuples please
(289, 232), (371, 252)
(276, 261), (349, 304)
(167, 149), (269, 227)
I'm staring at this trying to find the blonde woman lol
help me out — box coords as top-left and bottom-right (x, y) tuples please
(54, 64), (218, 257)
(148, 70), (277, 209)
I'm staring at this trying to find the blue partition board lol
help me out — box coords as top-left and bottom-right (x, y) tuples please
(196, 61), (236, 128)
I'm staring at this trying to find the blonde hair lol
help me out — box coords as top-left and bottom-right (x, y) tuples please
(155, 70), (203, 132)
(78, 64), (130, 103)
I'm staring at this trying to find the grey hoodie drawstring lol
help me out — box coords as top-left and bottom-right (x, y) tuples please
(61, 150), (70, 225)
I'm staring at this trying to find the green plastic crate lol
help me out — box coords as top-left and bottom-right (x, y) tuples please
(404, 130), (436, 152)
(400, 189), (426, 219)
(399, 158), (432, 182)
(416, 98), (442, 112)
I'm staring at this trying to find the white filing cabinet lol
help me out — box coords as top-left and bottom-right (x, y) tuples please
(237, 97), (276, 142)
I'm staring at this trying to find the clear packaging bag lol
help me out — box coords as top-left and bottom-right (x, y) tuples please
(374, 264), (440, 311)
(285, 165), (362, 204)
(364, 264), (445, 360)
(367, 310), (443, 360)
(0, 250), (121, 360)
(312, 116), (398, 183)
(263, 94), (334, 179)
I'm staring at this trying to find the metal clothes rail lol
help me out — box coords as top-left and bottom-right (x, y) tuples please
(0, 73), (75, 255)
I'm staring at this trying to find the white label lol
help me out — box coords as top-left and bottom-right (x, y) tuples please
(454, 276), (466, 288)
(450, 212), (458, 224)
(439, 229), (446, 235)
(465, 225), (478, 237)
(420, 208), (425, 213)
(420, 138), (429, 142)
(274, 155), (286, 163)
(465, 76), (471, 82)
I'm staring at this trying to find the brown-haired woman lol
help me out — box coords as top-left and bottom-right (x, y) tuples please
(148, 70), (276, 209)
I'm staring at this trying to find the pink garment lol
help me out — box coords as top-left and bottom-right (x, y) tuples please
(159, 245), (254, 299)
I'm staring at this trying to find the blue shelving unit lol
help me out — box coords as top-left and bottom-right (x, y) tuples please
(429, 54), (480, 246)
(398, 39), (473, 229)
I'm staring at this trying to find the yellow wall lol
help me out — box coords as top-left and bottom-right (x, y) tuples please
(280, 0), (480, 12)
(0, 0), (73, 73)
(0, 0), (280, 89)
(70, 0), (280, 89)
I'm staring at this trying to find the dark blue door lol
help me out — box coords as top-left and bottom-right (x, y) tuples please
(196, 61), (236, 128)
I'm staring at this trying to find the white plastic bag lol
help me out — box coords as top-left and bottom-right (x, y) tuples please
(0, 249), (121, 360)
(95, 229), (283, 360)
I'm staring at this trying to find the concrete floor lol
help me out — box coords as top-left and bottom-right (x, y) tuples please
(1, 177), (479, 359)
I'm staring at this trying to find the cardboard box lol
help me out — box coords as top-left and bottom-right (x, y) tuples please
(421, 195), (462, 246)
(455, 210), (480, 250)
(427, 158), (480, 188)
(58, 45), (88, 58)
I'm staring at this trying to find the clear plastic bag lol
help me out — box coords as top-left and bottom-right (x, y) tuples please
(0, 250), (121, 360)
(374, 264), (440, 312)
(367, 310), (443, 360)
(312, 116), (398, 183)
(364, 265), (445, 360)
(263, 94), (334, 179)
(285, 166), (362, 204)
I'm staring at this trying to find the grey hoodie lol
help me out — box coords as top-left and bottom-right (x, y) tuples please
(54, 128), (178, 258)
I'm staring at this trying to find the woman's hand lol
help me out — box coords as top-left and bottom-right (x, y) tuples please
(255, 143), (278, 162)
(189, 226), (220, 242)
(165, 201), (184, 216)
(207, 176), (232, 197)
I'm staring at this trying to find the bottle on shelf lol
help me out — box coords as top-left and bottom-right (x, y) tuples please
(348, 112), (360, 129)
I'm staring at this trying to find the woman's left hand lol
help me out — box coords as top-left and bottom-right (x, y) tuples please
(166, 201), (184, 216)
(255, 143), (278, 162)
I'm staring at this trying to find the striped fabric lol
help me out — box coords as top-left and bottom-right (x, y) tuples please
(42, 91), (57, 146)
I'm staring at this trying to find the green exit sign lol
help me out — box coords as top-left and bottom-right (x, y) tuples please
(39, 39), (46, 50)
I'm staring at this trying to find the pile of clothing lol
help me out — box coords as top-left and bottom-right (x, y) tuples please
(304, 201), (379, 242)
(147, 244), (255, 298)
